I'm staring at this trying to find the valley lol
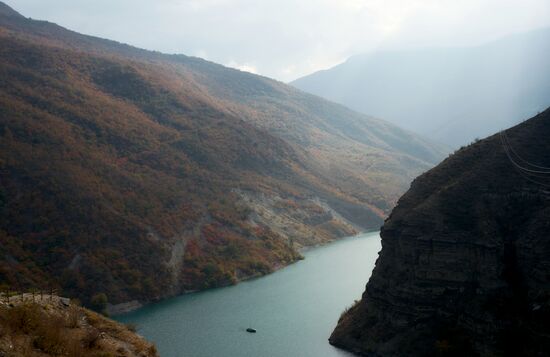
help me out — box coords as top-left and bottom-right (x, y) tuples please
(0, 2), (445, 308)
(2, 2), (549, 356)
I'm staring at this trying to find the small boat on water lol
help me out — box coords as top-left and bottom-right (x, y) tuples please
(246, 328), (257, 333)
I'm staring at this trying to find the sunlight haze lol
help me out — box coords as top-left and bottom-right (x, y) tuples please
(8, 0), (550, 81)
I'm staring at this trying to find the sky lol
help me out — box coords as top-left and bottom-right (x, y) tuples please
(7, 0), (550, 81)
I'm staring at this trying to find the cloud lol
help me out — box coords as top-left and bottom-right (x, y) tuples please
(8, 0), (550, 81)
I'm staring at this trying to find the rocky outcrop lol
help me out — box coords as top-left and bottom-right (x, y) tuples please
(330, 109), (550, 356)
(0, 294), (158, 356)
(106, 300), (143, 316)
(237, 190), (358, 249)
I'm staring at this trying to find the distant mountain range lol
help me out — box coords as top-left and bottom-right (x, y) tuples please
(330, 108), (550, 356)
(292, 28), (550, 147)
(0, 2), (445, 306)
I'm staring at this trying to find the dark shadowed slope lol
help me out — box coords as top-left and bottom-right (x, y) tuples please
(0, 2), (446, 308)
(292, 28), (550, 147)
(330, 108), (550, 356)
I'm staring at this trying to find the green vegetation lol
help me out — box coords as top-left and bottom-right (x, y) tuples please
(90, 293), (108, 315)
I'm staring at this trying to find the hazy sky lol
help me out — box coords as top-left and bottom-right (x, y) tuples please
(7, 0), (550, 81)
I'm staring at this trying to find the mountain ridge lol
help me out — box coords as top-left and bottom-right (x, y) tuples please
(292, 27), (550, 147)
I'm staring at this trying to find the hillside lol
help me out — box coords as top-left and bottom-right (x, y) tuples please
(292, 28), (550, 147)
(0, 2), (445, 308)
(0, 294), (158, 356)
(330, 108), (550, 356)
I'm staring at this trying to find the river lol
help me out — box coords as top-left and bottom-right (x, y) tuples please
(116, 231), (381, 357)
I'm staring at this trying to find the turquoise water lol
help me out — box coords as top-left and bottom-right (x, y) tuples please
(116, 232), (381, 357)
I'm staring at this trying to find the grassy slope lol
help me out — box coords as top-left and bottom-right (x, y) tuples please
(0, 295), (158, 356)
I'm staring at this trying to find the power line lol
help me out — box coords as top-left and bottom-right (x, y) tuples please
(501, 130), (550, 172)
(499, 130), (550, 188)
(500, 130), (550, 176)
(514, 167), (550, 188)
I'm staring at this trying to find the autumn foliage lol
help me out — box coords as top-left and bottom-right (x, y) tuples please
(0, 4), (443, 306)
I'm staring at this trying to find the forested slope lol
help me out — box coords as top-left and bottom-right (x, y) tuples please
(0, 2), (446, 307)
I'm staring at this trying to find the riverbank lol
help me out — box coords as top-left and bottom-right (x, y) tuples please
(108, 231), (376, 316)
(116, 232), (381, 357)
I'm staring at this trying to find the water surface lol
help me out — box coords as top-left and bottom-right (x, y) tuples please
(117, 232), (381, 357)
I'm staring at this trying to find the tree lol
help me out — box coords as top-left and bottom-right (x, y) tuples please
(90, 293), (108, 314)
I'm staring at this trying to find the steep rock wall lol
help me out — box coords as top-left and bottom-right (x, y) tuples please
(331, 109), (550, 356)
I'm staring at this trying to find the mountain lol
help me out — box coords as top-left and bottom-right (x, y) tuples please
(330, 108), (550, 356)
(0, 2), (446, 308)
(292, 28), (550, 147)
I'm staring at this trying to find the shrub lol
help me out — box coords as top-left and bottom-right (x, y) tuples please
(5, 302), (42, 333)
(67, 304), (81, 328)
(82, 327), (100, 348)
(90, 293), (108, 313)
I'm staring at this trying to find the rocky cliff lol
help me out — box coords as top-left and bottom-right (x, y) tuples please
(330, 109), (550, 356)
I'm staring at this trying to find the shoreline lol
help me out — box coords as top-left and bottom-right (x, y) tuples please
(110, 230), (378, 316)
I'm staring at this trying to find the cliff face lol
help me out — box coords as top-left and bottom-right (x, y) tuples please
(330, 109), (550, 356)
